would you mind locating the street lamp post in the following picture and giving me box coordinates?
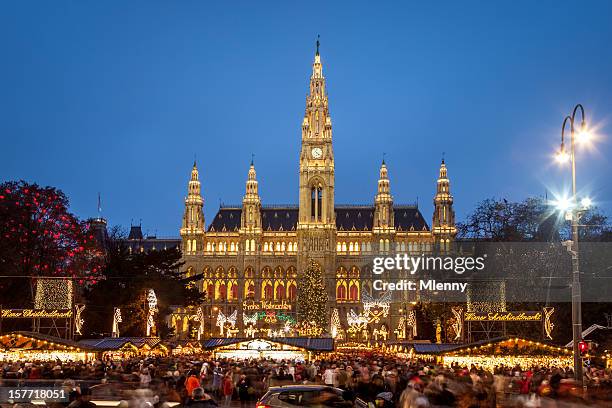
[556,103,589,385]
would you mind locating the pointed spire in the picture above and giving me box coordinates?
[439,157,448,179]
[315,34,320,56]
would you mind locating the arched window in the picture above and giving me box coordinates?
[288,282,297,300]
[336,284,347,300]
[186,240,192,253]
[349,282,359,301]
[262,281,273,300]
[276,284,285,300]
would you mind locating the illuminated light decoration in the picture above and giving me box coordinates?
[35,279,73,309]
[373,325,388,341]
[296,321,323,337]
[347,309,367,327]
[195,306,205,340]
[297,260,328,329]
[330,308,341,339]
[543,307,555,340]
[73,304,85,335]
[451,307,463,340]
[216,310,238,335]
[112,307,122,338]
[407,309,417,337]
[361,290,391,323]
[394,316,406,339]
[243,312,258,326]
[464,311,542,322]
[146,289,158,336]
[227,327,239,337]
[245,325,258,338]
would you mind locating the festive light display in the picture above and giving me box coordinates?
[216,310,238,335]
[112,307,122,338]
[245,325,258,338]
[146,289,158,336]
[373,325,389,341]
[296,321,324,336]
[243,312,258,326]
[543,307,555,339]
[195,306,205,340]
[441,355,573,371]
[407,309,417,337]
[73,304,85,335]
[451,306,463,340]
[330,308,341,339]
[347,309,367,327]
[394,316,406,339]
[362,290,391,323]
[297,260,327,328]
[35,279,73,309]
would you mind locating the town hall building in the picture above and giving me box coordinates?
[174,42,457,342]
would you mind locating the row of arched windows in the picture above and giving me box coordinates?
[336,266,361,301]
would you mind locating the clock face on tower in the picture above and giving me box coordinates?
[311,147,323,159]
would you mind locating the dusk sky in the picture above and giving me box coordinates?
[2,1,611,237]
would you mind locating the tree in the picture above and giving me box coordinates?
[458,197,610,242]
[83,229,203,338]
[297,259,328,329]
[0,180,103,307]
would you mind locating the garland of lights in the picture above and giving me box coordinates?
[394,316,406,339]
[35,279,73,309]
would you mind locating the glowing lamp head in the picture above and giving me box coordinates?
[576,129,592,144]
[553,196,573,212]
[581,197,592,209]
[556,149,569,164]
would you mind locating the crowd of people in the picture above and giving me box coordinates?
[1,354,612,407]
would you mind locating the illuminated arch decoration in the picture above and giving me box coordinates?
[73,304,85,336]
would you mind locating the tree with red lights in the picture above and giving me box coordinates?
[0,180,103,306]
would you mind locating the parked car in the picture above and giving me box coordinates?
[257,385,367,408]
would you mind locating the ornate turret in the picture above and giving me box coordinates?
[180,161,205,254]
[241,159,262,232]
[432,158,456,251]
[373,160,394,232]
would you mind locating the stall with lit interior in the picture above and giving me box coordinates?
[438,337,573,371]
[0,332,97,362]
[78,337,168,359]
[203,338,334,361]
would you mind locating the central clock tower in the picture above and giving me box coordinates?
[297,39,336,306]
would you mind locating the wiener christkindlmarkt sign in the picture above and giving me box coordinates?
[1,309,73,319]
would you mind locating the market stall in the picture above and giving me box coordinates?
[0,332,97,362]
[439,337,573,371]
[78,337,168,359]
[203,337,333,361]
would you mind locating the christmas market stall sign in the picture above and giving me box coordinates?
[242,300,292,311]
[1,309,73,319]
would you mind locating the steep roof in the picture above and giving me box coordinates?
[207,205,429,232]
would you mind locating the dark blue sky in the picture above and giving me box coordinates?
[2,1,611,236]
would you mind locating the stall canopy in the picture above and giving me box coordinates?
[78,337,168,355]
[202,338,334,360]
[0,331,98,362]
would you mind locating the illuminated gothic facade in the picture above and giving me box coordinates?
[175,44,456,341]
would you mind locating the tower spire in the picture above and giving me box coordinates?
[180,162,205,254]
[241,160,262,232]
[374,161,394,231]
[432,158,456,251]
[316,34,320,56]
